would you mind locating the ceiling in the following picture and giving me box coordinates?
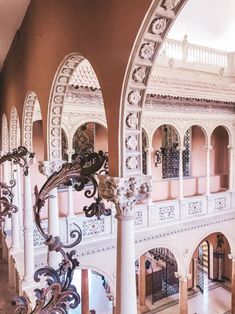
[0,0,30,71]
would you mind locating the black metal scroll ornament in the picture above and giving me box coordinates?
[0,146,34,226]
[0,146,35,176]
[76,151,111,220]
[12,151,110,313]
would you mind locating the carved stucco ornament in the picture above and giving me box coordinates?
[128,90,141,106]
[125,136,138,151]
[126,113,139,129]
[126,156,139,170]
[132,67,146,83]
[98,176,151,218]
[151,18,167,35]
[139,42,155,60]
[164,0,181,10]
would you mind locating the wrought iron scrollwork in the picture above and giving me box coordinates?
[73,151,111,219]
[13,150,111,313]
[12,251,80,314]
[0,146,35,176]
[0,179,17,225]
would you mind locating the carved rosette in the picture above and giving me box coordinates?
[126,156,139,170]
[139,42,155,60]
[128,90,142,106]
[163,0,181,10]
[98,175,151,219]
[49,54,82,161]
[151,18,167,35]
[126,113,139,129]
[121,0,187,178]
[132,67,146,83]
[22,91,38,151]
[125,136,138,151]
[38,160,65,177]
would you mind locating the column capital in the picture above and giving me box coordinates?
[228,253,235,261]
[98,175,151,219]
[144,146,154,153]
[65,148,75,157]
[38,160,65,177]
[175,272,192,282]
[204,145,212,150]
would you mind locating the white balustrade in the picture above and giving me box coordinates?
[160,38,229,68]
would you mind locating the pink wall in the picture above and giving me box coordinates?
[94,123,108,152]
[151,125,229,201]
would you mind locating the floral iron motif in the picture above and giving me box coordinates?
[0,179,17,225]
[0,146,35,176]
[12,150,111,313]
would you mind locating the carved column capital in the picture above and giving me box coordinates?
[175,272,192,282]
[228,253,235,261]
[38,160,65,177]
[65,148,75,157]
[98,175,151,219]
[144,146,154,153]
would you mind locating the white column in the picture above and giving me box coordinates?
[10,164,20,251]
[99,176,151,314]
[228,146,234,192]
[229,254,235,314]
[22,168,34,286]
[179,147,184,200]
[3,160,11,231]
[145,146,153,176]
[205,144,212,196]
[66,148,75,217]
[175,273,191,314]
[39,160,64,269]
[17,165,23,235]
[192,258,198,291]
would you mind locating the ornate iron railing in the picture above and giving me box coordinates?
[12,150,109,313]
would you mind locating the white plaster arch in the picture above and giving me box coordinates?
[186,229,233,274]
[77,264,115,298]
[2,114,9,153]
[136,241,186,274]
[182,123,209,147]
[151,123,182,148]
[48,53,104,161]
[120,0,188,176]
[9,107,20,150]
[22,90,42,151]
[210,123,233,147]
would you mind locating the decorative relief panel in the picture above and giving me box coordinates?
[215,197,226,210]
[139,42,155,60]
[128,90,142,106]
[126,113,139,129]
[2,115,9,153]
[188,201,203,215]
[132,67,147,83]
[134,211,143,226]
[82,217,105,237]
[33,225,48,247]
[125,136,138,151]
[49,54,82,160]
[150,18,167,35]
[159,205,175,221]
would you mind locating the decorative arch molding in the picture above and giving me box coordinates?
[2,114,9,153]
[186,229,233,273]
[120,0,188,176]
[136,243,185,274]
[22,91,40,151]
[210,124,233,147]
[9,107,20,150]
[182,123,209,147]
[48,53,85,161]
[151,123,182,147]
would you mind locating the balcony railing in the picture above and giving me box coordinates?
[159,37,230,68]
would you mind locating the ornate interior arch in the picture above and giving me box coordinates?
[22,91,40,151]
[210,124,233,147]
[120,0,188,176]
[2,114,9,153]
[48,53,85,161]
[183,123,209,147]
[9,107,20,150]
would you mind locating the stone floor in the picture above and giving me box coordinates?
[0,259,17,314]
